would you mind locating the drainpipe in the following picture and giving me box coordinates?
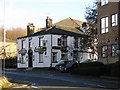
[118,1,120,63]
[118,1,120,86]
[50,34,52,68]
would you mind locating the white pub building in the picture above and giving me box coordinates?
[17,17,97,68]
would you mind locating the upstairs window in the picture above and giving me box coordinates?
[101,17,108,34]
[58,38,62,46]
[112,14,118,27]
[28,39,32,48]
[61,35,67,47]
[22,39,25,49]
[101,0,108,6]
[74,37,79,48]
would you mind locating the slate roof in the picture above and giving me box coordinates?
[18,25,87,39]
[53,17,83,28]
[18,17,87,39]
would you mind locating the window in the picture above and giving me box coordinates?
[101,0,108,6]
[29,39,32,48]
[111,44,118,57]
[74,37,79,48]
[58,38,62,46]
[52,52,57,63]
[21,55,26,64]
[39,53,43,63]
[61,36,67,46]
[22,40,25,49]
[112,14,118,27]
[39,38,41,47]
[73,52,78,60]
[101,45,108,58]
[61,52,67,60]
[101,17,108,34]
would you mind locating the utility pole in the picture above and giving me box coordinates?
[2,0,6,76]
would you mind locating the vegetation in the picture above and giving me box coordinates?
[5,57,17,68]
[83,2,98,56]
[0,27,27,42]
[71,61,120,77]
[71,62,104,76]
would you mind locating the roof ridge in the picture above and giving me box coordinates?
[69,17,81,27]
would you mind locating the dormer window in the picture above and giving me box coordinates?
[101,0,108,6]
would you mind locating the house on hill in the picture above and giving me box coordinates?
[17,17,97,68]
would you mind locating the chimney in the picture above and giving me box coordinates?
[27,23,35,36]
[46,16,52,28]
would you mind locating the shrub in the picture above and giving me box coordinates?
[71,62,104,76]
[5,57,17,68]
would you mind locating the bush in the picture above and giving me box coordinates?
[71,66,104,76]
[71,62,104,76]
[78,61,104,67]
[5,57,17,68]
[109,61,120,77]
[100,61,120,77]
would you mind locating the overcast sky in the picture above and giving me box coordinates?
[0,0,95,29]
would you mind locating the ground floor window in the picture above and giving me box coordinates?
[101,45,108,58]
[73,52,78,60]
[39,53,43,63]
[52,52,57,63]
[61,52,67,60]
[111,44,118,57]
[21,55,26,64]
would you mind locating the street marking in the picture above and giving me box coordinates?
[84,83,105,88]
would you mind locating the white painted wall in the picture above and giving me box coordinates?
[17,34,98,68]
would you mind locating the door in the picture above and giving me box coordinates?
[28,49,33,67]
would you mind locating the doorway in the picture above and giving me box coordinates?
[28,49,33,67]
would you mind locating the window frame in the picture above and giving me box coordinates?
[28,38,32,49]
[100,16,108,34]
[100,0,108,6]
[101,45,108,58]
[21,55,26,64]
[111,13,118,27]
[52,52,58,63]
[38,53,43,63]
[111,44,118,57]
[22,39,25,49]
[61,51,67,60]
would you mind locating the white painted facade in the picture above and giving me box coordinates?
[17,32,97,68]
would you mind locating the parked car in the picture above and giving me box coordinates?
[80,59,97,63]
[55,60,71,71]
[59,60,78,72]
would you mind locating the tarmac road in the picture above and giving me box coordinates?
[5,68,120,89]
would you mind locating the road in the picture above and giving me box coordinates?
[5,69,119,89]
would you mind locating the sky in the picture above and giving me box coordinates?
[0,0,95,30]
